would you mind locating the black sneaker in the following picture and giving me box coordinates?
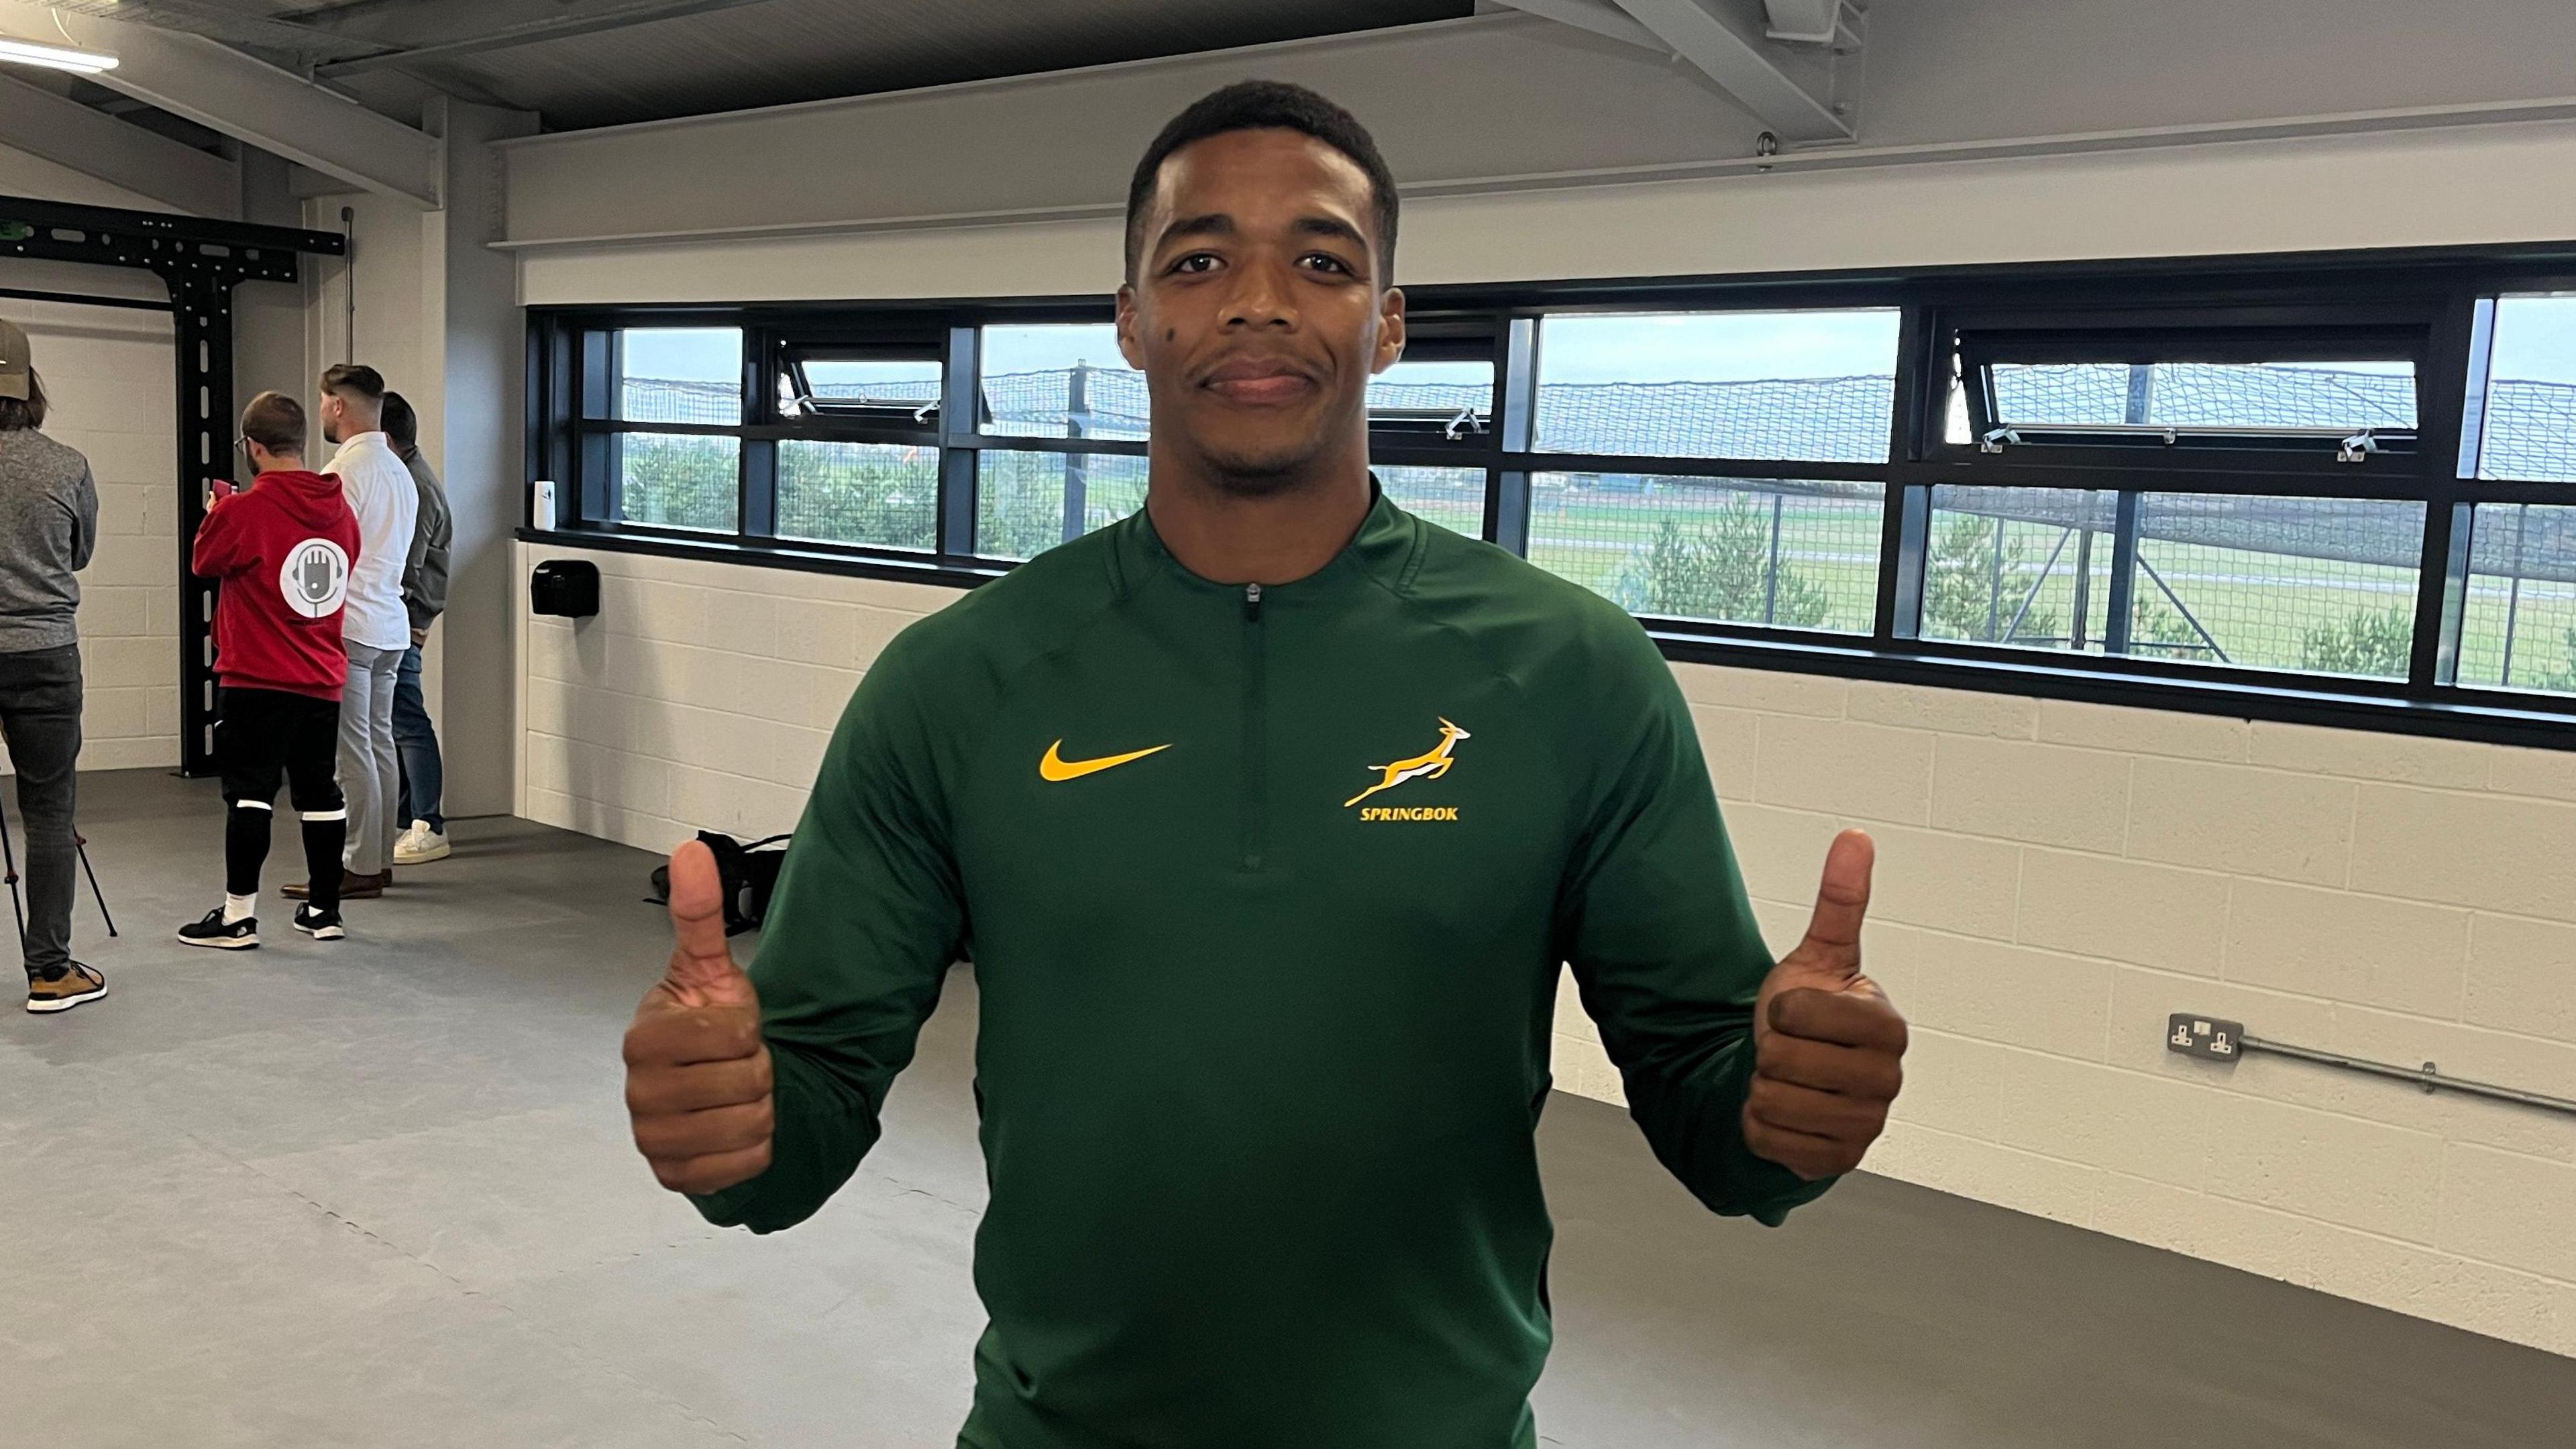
[178,906,260,949]
[292,904,345,941]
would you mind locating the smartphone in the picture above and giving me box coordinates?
[207,479,235,505]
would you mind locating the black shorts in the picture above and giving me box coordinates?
[216,686,344,816]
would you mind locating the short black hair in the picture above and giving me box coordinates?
[382,390,417,449]
[1124,80,1398,284]
[241,390,305,455]
[321,362,386,402]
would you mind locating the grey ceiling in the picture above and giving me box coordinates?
[44,0,1474,132]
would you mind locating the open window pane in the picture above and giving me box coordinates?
[1534,310,1898,462]
[776,441,936,551]
[1378,466,1485,537]
[616,433,738,532]
[1371,359,1493,439]
[1988,362,2417,433]
[2133,494,2424,678]
[981,325,1148,441]
[2459,504,2576,693]
[2479,296,2576,482]
[1921,488,2118,654]
[782,358,941,419]
[1527,473,1882,631]
[616,327,741,425]
[974,450,1146,559]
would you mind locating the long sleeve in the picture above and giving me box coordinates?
[190,494,249,579]
[402,453,451,629]
[68,461,97,572]
[1554,623,1835,1228]
[691,638,965,1233]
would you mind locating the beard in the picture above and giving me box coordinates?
[322,417,342,445]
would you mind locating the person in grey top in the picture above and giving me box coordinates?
[381,392,451,863]
[0,317,103,1014]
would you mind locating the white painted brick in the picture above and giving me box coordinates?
[78,736,172,771]
[82,533,164,588]
[636,580,709,647]
[83,635,166,688]
[144,587,178,638]
[1719,802,1840,906]
[1845,681,2037,738]
[1866,1120,2099,1228]
[524,681,571,741]
[1857,822,2019,941]
[2104,967,2336,1082]
[772,598,860,669]
[2125,759,2354,887]
[143,688,176,737]
[2017,848,2226,977]
[80,687,148,740]
[852,604,919,665]
[2437,1145,2576,1283]
[2465,913,2576,1047]
[1687,703,1758,802]
[1994,1053,2218,1187]
[769,724,833,789]
[2223,880,2468,1018]
[1855,920,1921,1006]
[2036,699,2248,761]
[2325,1004,2576,1166]
[1551,966,1598,1046]
[522,786,574,831]
[1668,661,1847,718]
[2349,784,2576,924]
[807,668,861,731]
[846,577,950,616]
[729,654,818,727]
[2090,1177,2314,1284]
[93,482,154,537]
[702,589,777,648]
[1750,898,1811,962]
[1902,930,2112,1060]
[2246,722,2491,790]
[1550,1030,1625,1105]
[523,733,571,796]
[1930,736,2130,851]
[2203,1095,2445,1242]
[1885,1028,2006,1139]
[76,588,149,639]
[2486,745,2576,804]
[1754,716,1932,824]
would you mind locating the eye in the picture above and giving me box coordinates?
[1169,253,1222,276]
[1299,253,1354,276]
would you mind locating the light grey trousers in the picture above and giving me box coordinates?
[337,641,403,876]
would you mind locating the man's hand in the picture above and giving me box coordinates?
[1743,828,1907,1181]
[625,841,775,1195]
[409,625,429,647]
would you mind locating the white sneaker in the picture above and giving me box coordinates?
[393,820,450,865]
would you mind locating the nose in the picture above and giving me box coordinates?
[1221,255,1299,332]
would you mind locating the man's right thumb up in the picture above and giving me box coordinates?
[661,840,756,1011]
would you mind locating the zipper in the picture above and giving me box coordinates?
[1242,582,1266,872]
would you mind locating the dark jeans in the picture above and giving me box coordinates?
[0,644,80,975]
[392,643,443,832]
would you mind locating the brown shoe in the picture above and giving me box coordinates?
[284,869,387,901]
[26,962,107,1014]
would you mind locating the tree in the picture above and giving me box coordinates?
[621,435,737,531]
[1923,513,2062,644]
[2300,606,2414,678]
[1621,497,1830,627]
[2539,627,2576,694]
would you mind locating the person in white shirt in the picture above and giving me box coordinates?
[293,364,418,901]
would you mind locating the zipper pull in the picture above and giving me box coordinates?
[1244,582,1263,620]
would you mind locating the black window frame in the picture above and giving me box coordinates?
[523,241,2576,751]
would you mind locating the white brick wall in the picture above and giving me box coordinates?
[515,543,2576,1360]
[9,297,180,771]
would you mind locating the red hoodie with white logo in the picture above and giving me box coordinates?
[191,469,363,701]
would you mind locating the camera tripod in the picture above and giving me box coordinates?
[0,804,117,946]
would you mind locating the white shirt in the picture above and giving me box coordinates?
[325,431,420,651]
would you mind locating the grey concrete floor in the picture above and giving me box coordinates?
[6,768,2573,1448]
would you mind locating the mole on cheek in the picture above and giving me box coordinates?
[1165,329,1176,342]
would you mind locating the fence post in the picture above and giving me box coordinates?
[1062,362,1089,543]
[1764,491,1784,624]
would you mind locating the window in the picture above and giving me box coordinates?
[530,246,2576,747]
[981,324,1147,441]
[777,441,936,550]
[2459,504,2576,693]
[1535,310,1898,463]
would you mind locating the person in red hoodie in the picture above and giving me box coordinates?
[180,391,363,947]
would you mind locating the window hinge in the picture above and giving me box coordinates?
[1979,426,2020,453]
[1444,408,1489,441]
[913,402,938,424]
[2337,429,2379,464]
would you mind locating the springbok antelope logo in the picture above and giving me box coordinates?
[1344,718,1472,808]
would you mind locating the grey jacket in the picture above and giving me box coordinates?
[397,442,451,632]
[0,429,98,653]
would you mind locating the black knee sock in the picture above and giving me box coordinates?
[302,817,345,912]
[224,804,272,899]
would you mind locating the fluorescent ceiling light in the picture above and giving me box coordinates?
[0,38,119,74]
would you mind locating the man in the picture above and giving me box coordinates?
[380,391,451,865]
[623,83,1908,1448]
[0,318,101,1014]
[288,364,414,903]
[180,392,360,947]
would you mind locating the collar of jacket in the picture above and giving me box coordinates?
[1108,474,1428,605]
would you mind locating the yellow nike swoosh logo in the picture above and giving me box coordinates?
[1039,740,1172,782]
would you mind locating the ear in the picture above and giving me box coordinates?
[1372,286,1408,377]
[1114,282,1146,372]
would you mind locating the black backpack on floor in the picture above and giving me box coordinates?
[647,830,791,936]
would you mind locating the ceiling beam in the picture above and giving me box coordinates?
[309,0,791,78]
[1607,0,1855,142]
[0,74,239,218]
[1485,0,1666,53]
[1,2,442,205]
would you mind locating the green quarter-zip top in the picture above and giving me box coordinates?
[696,488,1836,1448]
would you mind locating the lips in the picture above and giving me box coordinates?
[1200,355,1316,405]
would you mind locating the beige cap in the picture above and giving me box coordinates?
[0,318,27,401]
